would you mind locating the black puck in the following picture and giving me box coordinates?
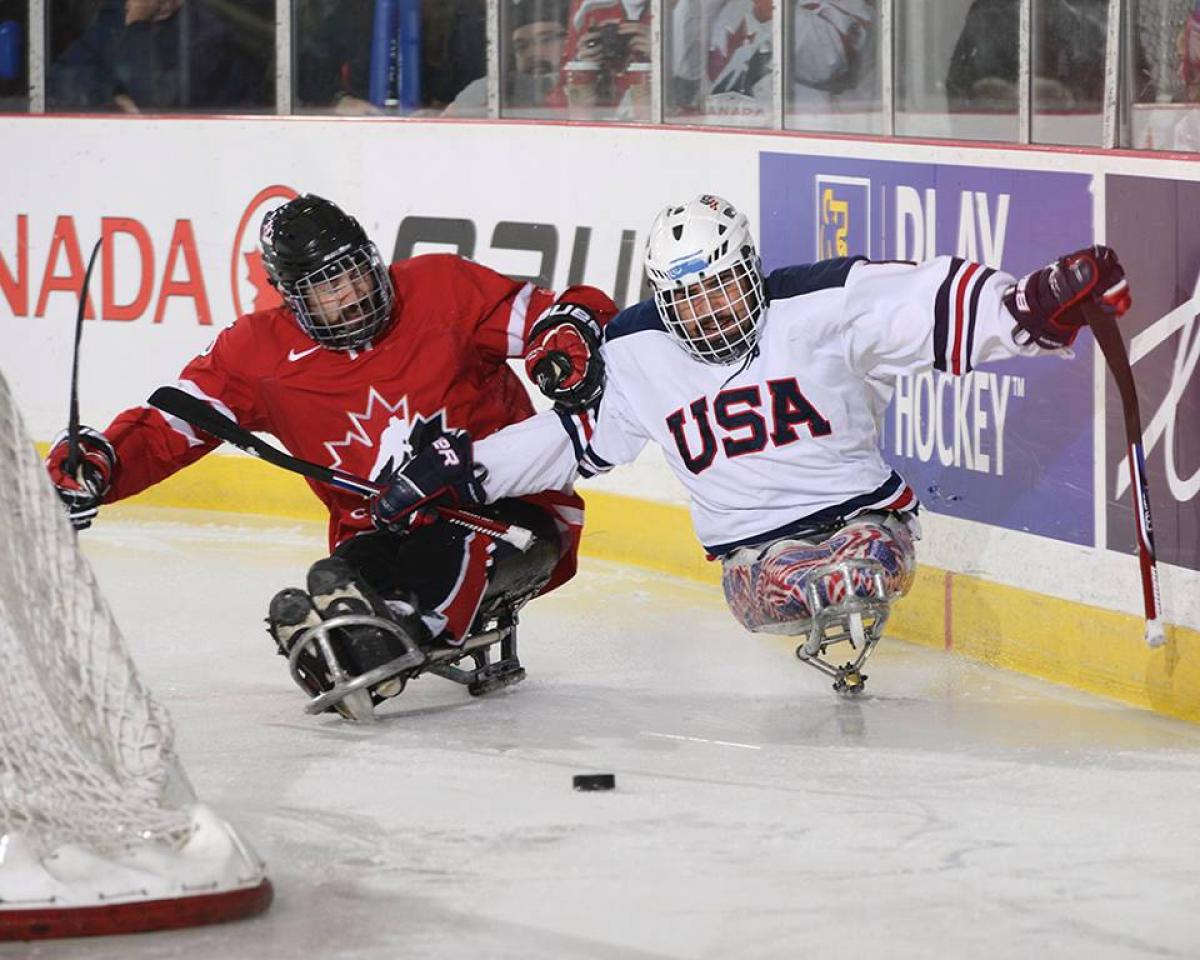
[572,773,615,791]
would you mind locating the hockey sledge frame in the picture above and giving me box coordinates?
[291,587,537,721]
[794,559,891,695]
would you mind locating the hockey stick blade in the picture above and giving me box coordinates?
[1087,306,1165,648]
[146,386,534,551]
[65,239,103,477]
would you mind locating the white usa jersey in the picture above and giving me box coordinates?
[477,256,1040,556]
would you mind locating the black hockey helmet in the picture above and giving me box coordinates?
[259,194,395,350]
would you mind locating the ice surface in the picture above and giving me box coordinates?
[21,507,1200,959]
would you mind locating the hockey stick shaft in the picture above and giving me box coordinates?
[146,386,533,551]
[64,239,103,477]
[1087,305,1165,647]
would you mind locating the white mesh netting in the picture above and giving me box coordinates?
[0,372,270,936]
[0,371,191,859]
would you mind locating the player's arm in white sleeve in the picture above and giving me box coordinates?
[576,368,649,479]
[839,256,1037,382]
[475,360,650,501]
[475,409,583,501]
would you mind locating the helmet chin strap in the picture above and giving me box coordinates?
[720,344,760,388]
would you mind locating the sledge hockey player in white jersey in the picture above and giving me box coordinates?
[369,193,1131,693]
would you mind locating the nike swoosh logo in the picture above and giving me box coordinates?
[288,346,321,362]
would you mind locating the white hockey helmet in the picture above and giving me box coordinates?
[644,194,766,365]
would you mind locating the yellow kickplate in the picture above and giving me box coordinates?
[64,450,1200,724]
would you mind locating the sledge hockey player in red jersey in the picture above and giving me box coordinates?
[364,193,1131,695]
[45,194,615,720]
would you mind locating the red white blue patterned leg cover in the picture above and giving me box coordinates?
[721,515,918,635]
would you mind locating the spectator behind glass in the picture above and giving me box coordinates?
[1180,1,1200,101]
[670,0,772,124]
[1137,1,1200,150]
[445,0,568,115]
[423,0,486,109]
[299,0,484,114]
[553,0,652,121]
[48,0,271,113]
[789,0,874,106]
[668,0,874,126]
[296,0,379,114]
[0,0,26,103]
[946,0,1153,112]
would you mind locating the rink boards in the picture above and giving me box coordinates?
[108,451,1200,724]
[1,116,1198,721]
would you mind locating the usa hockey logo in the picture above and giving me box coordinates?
[667,251,708,281]
[815,175,871,260]
[229,184,298,318]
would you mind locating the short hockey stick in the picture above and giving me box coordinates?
[1087,305,1165,648]
[146,386,533,551]
[64,239,103,476]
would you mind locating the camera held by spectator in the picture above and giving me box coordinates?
[560,1,651,119]
[444,0,567,115]
[583,21,630,66]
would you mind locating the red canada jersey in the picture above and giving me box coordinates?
[562,0,649,64]
[102,254,615,587]
[548,0,650,108]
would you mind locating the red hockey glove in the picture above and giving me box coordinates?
[369,430,485,534]
[45,427,117,531]
[1005,245,1131,349]
[524,302,605,412]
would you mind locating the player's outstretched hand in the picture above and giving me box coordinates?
[369,430,484,534]
[45,427,116,531]
[524,301,605,412]
[1005,245,1131,349]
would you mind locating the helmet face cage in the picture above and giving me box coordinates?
[283,242,395,350]
[654,260,765,365]
[644,195,766,365]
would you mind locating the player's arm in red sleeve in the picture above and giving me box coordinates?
[396,254,616,411]
[102,318,265,502]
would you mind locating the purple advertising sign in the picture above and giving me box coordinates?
[760,153,1095,545]
[1105,175,1200,572]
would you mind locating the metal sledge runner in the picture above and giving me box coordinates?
[793,558,891,695]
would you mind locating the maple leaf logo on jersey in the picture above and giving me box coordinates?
[369,411,450,482]
[707,9,770,98]
[323,387,450,482]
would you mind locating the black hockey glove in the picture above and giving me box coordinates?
[369,430,485,534]
[524,302,605,412]
[1004,245,1131,349]
[45,426,117,531]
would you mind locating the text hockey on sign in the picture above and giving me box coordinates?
[889,370,1026,476]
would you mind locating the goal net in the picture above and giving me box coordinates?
[0,370,271,940]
